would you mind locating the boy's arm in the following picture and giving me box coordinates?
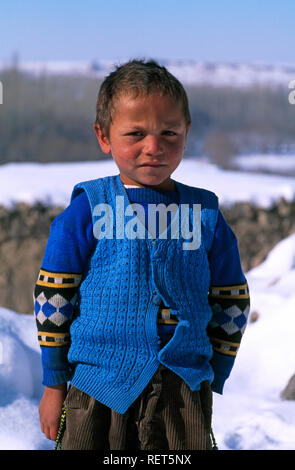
[34,268,82,385]
[34,191,94,386]
[207,280,250,393]
[39,383,68,441]
[207,210,250,394]
[34,192,94,440]
[34,262,81,441]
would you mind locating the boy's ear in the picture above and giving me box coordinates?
[93,124,112,154]
[185,122,191,137]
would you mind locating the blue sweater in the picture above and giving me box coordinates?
[34,175,250,413]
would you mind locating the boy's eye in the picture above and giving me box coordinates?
[124,130,177,138]
[125,131,143,137]
[163,130,177,136]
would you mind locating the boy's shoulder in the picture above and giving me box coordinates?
[53,190,91,226]
[190,185,218,200]
[175,180,219,209]
[71,175,114,197]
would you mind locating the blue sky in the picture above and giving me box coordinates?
[1,0,294,64]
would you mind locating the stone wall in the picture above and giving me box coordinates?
[0,199,294,314]
[222,198,295,271]
[0,203,62,314]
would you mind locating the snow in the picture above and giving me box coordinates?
[0,308,52,450]
[1,59,295,89]
[212,233,295,450]
[0,158,295,450]
[235,154,295,174]
[1,159,295,209]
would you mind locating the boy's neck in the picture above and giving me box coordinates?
[120,175,176,191]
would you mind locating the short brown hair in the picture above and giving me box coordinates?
[95,59,191,137]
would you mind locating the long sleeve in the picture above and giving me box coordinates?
[207,210,250,394]
[34,192,95,386]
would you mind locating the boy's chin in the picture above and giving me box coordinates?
[136,177,174,190]
[119,172,175,190]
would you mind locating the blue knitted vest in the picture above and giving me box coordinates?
[68,174,219,413]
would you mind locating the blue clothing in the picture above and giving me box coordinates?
[41,188,245,285]
[34,175,250,411]
[67,175,219,413]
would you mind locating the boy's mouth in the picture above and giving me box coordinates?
[140,162,166,167]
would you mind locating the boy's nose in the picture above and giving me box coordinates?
[144,135,163,156]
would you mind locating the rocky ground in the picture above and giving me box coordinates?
[0,199,294,315]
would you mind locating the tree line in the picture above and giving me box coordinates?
[0,67,295,168]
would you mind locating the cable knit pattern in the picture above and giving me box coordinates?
[67,174,219,413]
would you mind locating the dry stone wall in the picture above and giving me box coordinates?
[0,199,294,314]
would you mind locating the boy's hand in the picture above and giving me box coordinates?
[39,383,68,441]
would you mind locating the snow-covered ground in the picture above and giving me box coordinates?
[1,158,295,209]
[0,158,295,450]
[0,309,52,450]
[235,154,295,174]
[212,233,295,450]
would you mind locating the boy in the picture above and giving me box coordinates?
[35,59,250,450]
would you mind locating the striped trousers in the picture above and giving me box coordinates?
[61,365,213,450]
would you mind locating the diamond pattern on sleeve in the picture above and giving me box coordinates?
[207,282,250,357]
[34,269,82,347]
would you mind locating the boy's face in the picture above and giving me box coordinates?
[94,93,190,190]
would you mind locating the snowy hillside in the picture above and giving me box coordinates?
[235,154,295,175]
[1,159,295,209]
[1,58,294,89]
[0,233,295,450]
[213,233,295,450]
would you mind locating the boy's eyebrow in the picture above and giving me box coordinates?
[122,121,183,130]
[163,120,183,127]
